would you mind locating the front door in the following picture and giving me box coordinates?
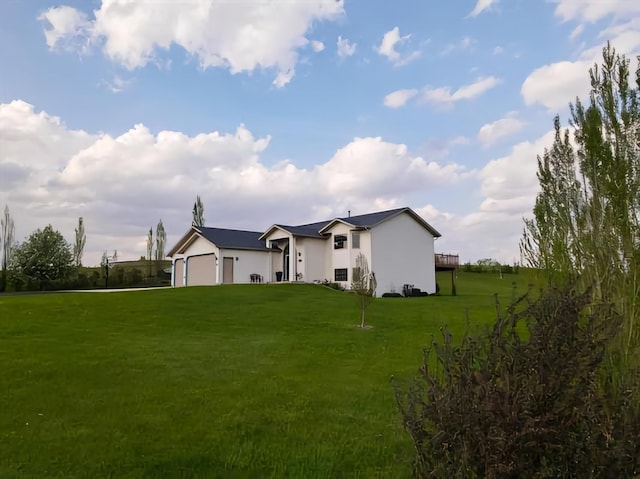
[223,257,234,284]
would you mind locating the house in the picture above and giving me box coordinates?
[167,206,442,296]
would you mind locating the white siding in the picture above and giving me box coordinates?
[325,223,354,286]
[300,237,327,282]
[185,235,217,256]
[219,249,271,284]
[370,212,436,296]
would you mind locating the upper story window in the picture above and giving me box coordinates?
[351,231,360,249]
[334,234,347,249]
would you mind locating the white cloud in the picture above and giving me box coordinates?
[441,36,477,55]
[311,40,325,52]
[468,0,499,17]
[383,89,418,108]
[0,100,469,265]
[337,35,357,58]
[102,75,133,93]
[521,17,640,111]
[39,0,345,88]
[420,130,556,263]
[477,112,526,147]
[422,76,502,106]
[39,5,92,52]
[569,24,584,40]
[554,0,640,23]
[376,27,421,66]
[493,45,504,55]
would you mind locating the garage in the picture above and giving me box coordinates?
[174,259,184,287]
[186,254,216,286]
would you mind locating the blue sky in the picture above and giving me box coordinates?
[1,0,639,265]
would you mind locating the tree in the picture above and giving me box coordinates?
[351,252,377,328]
[73,217,86,267]
[101,250,110,288]
[192,195,205,227]
[11,225,73,290]
[520,44,640,360]
[1,205,15,291]
[146,228,153,261]
[146,227,153,277]
[155,219,166,261]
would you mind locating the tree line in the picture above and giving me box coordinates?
[0,194,207,292]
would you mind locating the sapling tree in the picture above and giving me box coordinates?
[351,252,377,328]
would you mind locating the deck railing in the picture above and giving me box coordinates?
[435,253,459,268]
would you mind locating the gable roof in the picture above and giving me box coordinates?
[261,220,332,240]
[198,227,277,251]
[318,207,441,237]
[168,226,278,257]
[170,206,441,256]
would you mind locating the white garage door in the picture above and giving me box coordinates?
[174,259,184,287]
[187,254,216,286]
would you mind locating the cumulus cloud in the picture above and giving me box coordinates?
[376,27,421,66]
[468,0,499,17]
[416,130,556,263]
[383,89,418,108]
[39,0,345,87]
[477,112,526,147]
[337,35,357,58]
[0,100,469,265]
[554,0,640,23]
[422,76,502,106]
[522,15,640,111]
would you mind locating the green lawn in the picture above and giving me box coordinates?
[0,271,537,478]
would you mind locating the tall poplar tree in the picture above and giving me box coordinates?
[192,195,205,227]
[520,44,639,359]
[73,217,86,267]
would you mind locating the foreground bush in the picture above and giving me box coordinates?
[394,287,640,478]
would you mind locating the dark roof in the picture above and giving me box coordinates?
[318,207,441,237]
[262,207,440,240]
[197,227,277,251]
[273,220,333,238]
[337,207,407,228]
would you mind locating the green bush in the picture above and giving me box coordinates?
[394,286,640,478]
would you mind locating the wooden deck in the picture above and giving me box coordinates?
[435,253,459,271]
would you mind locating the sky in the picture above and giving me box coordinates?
[1,0,639,266]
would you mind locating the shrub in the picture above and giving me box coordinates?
[382,292,403,298]
[321,279,344,291]
[394,286,640,478]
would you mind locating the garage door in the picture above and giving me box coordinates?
[174,259,184,287]
[187,254,216,286]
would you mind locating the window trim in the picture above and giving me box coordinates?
[351,231,360,249]
[334,234,347,250]
[334,268,348,282]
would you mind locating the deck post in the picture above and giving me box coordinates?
[451,269,457,296]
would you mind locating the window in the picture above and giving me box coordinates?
[351,231,360,249]
[334,234,347,249]
[334,268,348,282]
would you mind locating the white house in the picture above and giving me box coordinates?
[167,206,442,296]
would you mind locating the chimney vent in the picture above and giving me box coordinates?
[348,210,351,217]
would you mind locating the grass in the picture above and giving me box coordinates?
[0,271,539,478]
